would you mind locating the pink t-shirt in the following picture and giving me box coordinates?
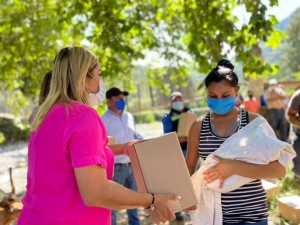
[18,102,114,225]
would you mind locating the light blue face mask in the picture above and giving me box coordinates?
[172,101,184,111]
[206,97,235,115]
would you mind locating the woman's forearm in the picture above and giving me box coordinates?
[108,143,126,156]
[233,160,286,179]
[92,180,152,210]
[187,165,196,177]
[75,165,152,210]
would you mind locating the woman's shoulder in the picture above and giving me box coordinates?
[244,110,261,123]
[53,102,99,121]
[61,103,104,133]
[191,114,207,131]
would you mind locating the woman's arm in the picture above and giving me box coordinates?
[204,111,286,188]
[232,159,286,179]
[75,165,179,223]
[186,118,202,176]
[108,140,140,156]
[203,156,286,188]
[285,105,300,128]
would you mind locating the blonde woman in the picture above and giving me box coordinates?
[18,47,179,225]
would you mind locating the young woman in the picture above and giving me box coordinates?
[18,47,179,225]
[186,59,286,225]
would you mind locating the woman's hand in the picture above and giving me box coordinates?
[147,194,181,224]
[203,154,235,188]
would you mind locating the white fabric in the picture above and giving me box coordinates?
[189,116,296,225]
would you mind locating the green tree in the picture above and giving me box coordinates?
[0,0,284,114]
[278,8,300,79]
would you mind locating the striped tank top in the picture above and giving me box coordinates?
[199,110,268,223]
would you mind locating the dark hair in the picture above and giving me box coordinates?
[38,71,52,105]
[204,59,238,88]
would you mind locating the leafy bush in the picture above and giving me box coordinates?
[134,113,156,124]
[0,117,30,144]
[0,132,4,144]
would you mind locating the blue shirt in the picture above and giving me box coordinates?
[260,95,268,107]
[101,109,142,164]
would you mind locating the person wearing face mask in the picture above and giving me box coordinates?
[243,90,260,113]
[161,91,193,221]
[185,59,290,225]
[168,91,193,158]
[18,47,181,225]
[101,87,143,225]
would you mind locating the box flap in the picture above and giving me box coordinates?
[278,195,300,209]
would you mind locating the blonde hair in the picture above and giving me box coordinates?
[31,46,98,131]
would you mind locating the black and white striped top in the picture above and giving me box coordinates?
[199,110,268,223]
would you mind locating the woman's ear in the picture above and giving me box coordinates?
[235,86,240,96]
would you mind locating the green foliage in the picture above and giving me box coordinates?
[0,132,5,144]
[0,117,30,144]
[134,112,156,124]
[0,0,283,114]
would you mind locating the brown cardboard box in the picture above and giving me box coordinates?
[177,113,198,137]
[249,76,265,96]
[107,136,116,145]
[278,195,300,224]
[127,132,198,213]
[261,180,280,200]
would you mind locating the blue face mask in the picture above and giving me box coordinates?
[115,99,126,111]
[206,97,235,115]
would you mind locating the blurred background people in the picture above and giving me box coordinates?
[29,71,52,125]
[243,90,260,113]
[264,79,288,142]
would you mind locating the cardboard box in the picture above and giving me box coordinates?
[107,136,116,145]
[177,113,198,137]
[261,180,280,200]
[249,76,265,96]
[128,132,198,213]
[278,195,300,224]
